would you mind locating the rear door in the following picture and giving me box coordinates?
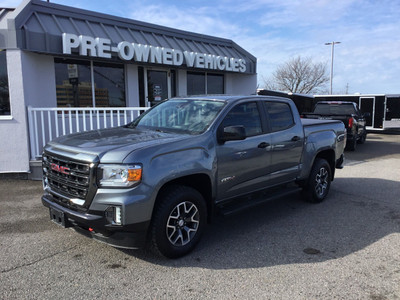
[264,101,304,185]
[359,97,375,127]
[216,101,272,201]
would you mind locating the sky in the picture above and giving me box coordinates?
[1,0,400,95]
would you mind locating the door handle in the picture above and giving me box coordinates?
[258,142,270,148]
[291,136,301,142]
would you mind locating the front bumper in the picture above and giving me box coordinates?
[42,195,149,249]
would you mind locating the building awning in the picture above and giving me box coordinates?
[0,0,256,74]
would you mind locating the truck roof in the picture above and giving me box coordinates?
[316,101,355,105]
[171,95,292,103]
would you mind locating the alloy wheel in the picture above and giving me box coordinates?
[315,167,329,197]
[166,201,199,247]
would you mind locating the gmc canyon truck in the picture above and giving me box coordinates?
[302,101,369,151]
[42,95,346,258]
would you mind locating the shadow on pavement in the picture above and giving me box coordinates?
[2,172,398,270]
[128,177,399,269]
[345,133,400,161]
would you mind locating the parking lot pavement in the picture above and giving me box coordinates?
[1,133,399,299]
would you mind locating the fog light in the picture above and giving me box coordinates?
[115,206,122,225]
[105,206,122,225]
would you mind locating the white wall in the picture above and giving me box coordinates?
[225,73,258,95]
[177,69,187,96]
[126,64,140,107]
[22,52,57,107]
[0,50,56,173]
[0,50,30,172]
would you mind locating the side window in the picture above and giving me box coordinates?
[222,102,262,136]
[354,105,361,116]
[0,50,10,116]
[266,102,294,132]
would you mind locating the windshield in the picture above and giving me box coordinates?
[313,103,356,115]
[128,99,226,134]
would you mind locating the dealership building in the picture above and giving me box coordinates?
[0,0,257,177]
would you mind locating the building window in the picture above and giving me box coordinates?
[93,62,126,107]
[207,73,224,94]
[187,72,205,95]
[187,72,224,96]
[0,50,10,116]
[55,58,125,107]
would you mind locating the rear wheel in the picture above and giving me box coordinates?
[357,131,366,144]
[346,137,357,151]
[150,185,206,258]
[303,158,331,203]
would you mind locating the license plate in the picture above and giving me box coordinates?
[49,207,69,228]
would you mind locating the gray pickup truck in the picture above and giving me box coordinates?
[42,95,346,258]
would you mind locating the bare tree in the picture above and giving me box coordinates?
[263,56,329,94]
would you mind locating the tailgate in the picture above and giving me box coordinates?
[301,118,343,127]
[302,114,349,127]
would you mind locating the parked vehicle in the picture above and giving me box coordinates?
[42,95,346,258]
[302,101,369,151]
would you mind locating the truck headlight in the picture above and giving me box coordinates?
[98,164,142,187]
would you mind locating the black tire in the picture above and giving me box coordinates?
[357,131,366,144]
[150,185,206,258]
[302,158,332,203]
[346,137,357,151]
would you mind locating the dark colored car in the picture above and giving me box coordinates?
[303,101,369,151]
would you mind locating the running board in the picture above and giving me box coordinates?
[217,186,302,216]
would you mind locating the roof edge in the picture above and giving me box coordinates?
[314,94,387,97]
[27,0,243,49]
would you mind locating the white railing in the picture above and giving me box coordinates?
[27,106,149,160]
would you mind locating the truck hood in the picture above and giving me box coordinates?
[47,127,190,163]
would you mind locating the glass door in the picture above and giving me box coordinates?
[146,69,171,106]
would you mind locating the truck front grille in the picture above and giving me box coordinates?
[42,152,94,208]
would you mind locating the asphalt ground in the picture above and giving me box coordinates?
[1,133,399,299]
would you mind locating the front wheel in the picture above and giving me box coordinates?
[150,185,206,258]
[302,158,332,203]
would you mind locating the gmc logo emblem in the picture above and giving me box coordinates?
[51,163,70,175]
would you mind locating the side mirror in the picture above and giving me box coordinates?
[218,125,246,142]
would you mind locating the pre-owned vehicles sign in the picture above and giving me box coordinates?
[62,33,246,73]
